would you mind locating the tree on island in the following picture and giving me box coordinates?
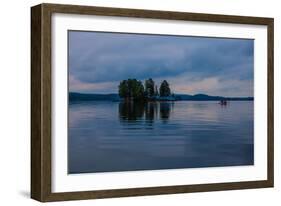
[118,80,129,98]
[159,80,171,97]
[145,78,155,97]
[118,79,144,100]
[119,78,173,101]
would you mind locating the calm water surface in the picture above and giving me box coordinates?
[68,101,253,174]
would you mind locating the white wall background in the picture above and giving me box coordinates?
[0,0,279,205]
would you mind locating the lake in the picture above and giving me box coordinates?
[68,101,254,174]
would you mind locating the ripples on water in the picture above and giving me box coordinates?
[68,101,254,174]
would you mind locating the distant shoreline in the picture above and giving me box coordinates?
[69,92,254,102]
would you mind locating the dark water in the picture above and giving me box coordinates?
[68,101,254,174]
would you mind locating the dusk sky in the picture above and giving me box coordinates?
[68,31,254,97]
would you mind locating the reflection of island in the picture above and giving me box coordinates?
[69,92,254,102]
[119,101,145,121]
[119,101,173,123]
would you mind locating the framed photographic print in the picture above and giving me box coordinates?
[31,3,274,202]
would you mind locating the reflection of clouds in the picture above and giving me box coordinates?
[68,103,94,127]
[174,101,253,125]
[68,102,116,127]
[184,102,220,124]
[68,101,253,172]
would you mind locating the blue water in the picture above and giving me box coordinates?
[68,101,254,174]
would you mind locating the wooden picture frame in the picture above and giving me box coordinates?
[31,3,274,202]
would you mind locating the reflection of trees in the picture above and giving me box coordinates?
[145,102,157,122]
[159,102,172,120]
[119,101,145,121]
[119,101,173,123]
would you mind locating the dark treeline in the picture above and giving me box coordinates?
[118,78,172,101]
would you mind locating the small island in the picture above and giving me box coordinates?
[118,78,175,102]
[69,79,254,102]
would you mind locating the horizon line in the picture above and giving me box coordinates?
[69,91,254,98]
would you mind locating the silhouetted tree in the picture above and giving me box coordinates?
[129,79,144,100]
[118,80,129,98]
[159,80,171,97]
[118,79,144,100]
[145,78,155,97]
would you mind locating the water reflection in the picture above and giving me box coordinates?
[119,101,173,122]
[159,102,172,121]
[118,101,145,121]
[68,101,254,173]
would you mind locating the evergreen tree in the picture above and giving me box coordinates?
[145,78,155,97]
[118,80,128,98]
[118,79,144,100]
[159,80,171,97]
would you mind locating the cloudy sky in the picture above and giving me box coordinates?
[68,31,254,97]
